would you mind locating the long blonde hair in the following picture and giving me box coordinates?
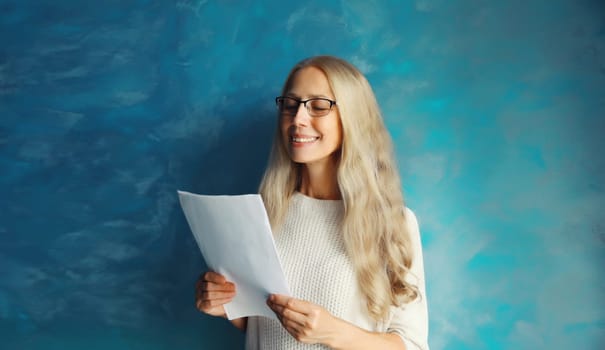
[259,56,418,321]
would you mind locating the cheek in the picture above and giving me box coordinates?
[336,118,343,140]
[327,119,343,145]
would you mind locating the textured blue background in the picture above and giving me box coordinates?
[1,1,604,349]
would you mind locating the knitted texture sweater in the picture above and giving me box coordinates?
[245,192,429,350]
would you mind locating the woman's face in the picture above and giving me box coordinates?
[280,66,343,168]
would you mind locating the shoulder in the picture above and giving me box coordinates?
[403,207,423,247]
[403,207,420,232]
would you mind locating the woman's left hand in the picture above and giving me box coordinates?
[267,294,341,345]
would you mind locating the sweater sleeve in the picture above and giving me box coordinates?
[386,208,430,350]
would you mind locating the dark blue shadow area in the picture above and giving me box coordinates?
[179,97,276,196]
[0,0,276,338]
[0,85,273,349]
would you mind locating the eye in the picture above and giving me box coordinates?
[283,99,299,108]
[279,97,300,114]
[309,99,331,111]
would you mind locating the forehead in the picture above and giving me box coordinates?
[286,66,335,99]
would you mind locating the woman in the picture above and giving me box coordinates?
[195,56,429,349]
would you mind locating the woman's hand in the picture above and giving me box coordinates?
[267,294,341,346]
[195,271,236,318]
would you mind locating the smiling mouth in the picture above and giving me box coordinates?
[291,136,320,143]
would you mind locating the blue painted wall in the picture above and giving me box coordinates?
[1,1,603,349]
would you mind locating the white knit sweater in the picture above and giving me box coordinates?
[245,192,429,350]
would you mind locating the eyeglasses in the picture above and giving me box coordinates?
[275,96,337,117]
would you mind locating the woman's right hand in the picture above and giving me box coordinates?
[195,271,237,318]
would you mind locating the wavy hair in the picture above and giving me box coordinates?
[259,56,418,321]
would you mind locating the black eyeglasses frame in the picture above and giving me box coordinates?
[275,96,337,117]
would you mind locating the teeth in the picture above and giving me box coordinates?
[292,137,318,143]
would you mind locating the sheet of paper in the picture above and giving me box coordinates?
[178,191,290,320]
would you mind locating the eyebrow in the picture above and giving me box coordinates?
[284,93,334,100]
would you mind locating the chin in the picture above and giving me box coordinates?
[289,152,337,166]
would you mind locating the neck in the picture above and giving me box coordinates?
[298,157,341,200]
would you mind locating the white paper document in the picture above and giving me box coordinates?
[177,191,290,320]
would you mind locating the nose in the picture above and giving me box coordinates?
[292,102,311,126]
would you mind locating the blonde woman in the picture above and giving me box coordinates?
[195,56,429,350]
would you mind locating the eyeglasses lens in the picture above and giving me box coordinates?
[278,97,332,117]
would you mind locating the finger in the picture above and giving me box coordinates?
[196,296,234,311]
[200,290,236,301]
[267,300,287,323]
[267,300,283,318]
[200,281,236,292]
[197,286,235,302]
[203,271,227,284]
[268,294,293,308]
[282,307,308,327]
[269,294,311,314]
[267,299,308,329]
